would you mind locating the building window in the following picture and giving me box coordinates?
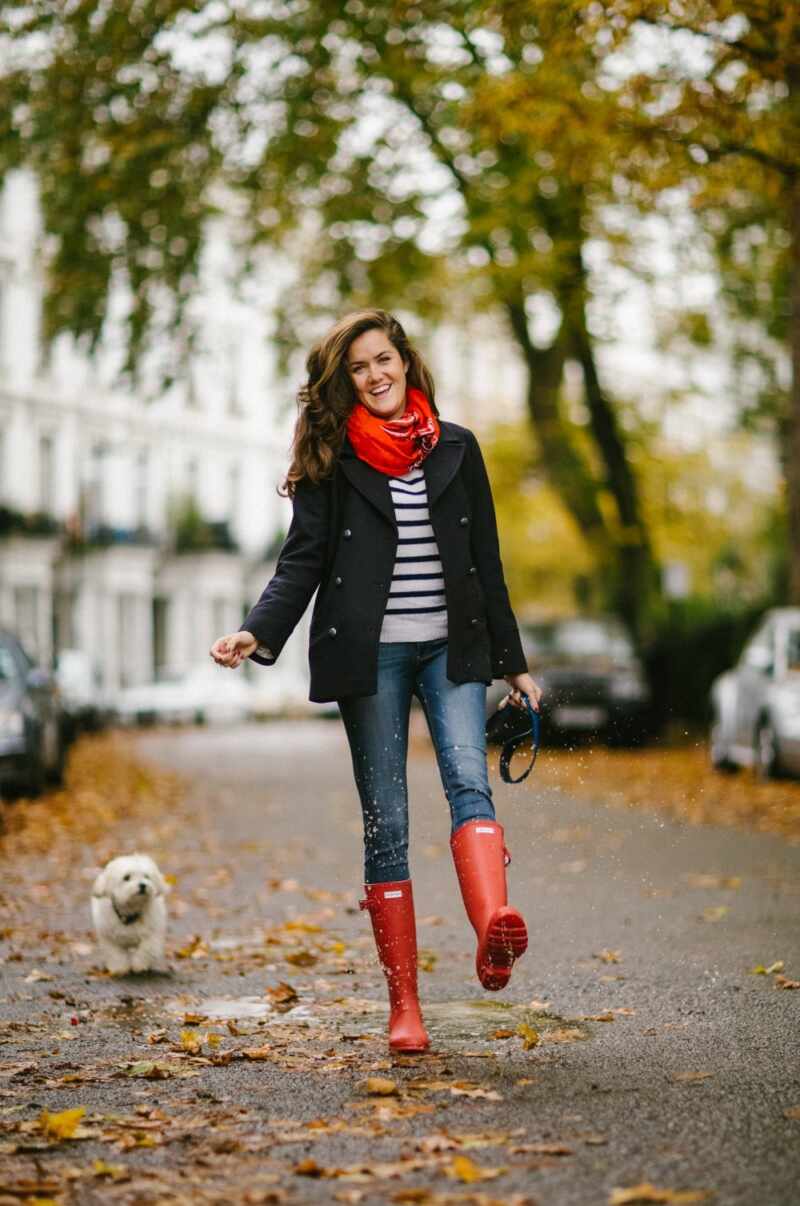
[135,448,149,530]
[83,441,106,532]
[186,456,198,503]
[227,461,240,527]
[39,432,55,515]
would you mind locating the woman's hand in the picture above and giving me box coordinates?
[209,630,257,669]
[502,671,543,712]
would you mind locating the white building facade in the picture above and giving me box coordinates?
[0,171,308,698]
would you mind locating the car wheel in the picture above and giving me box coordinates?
[22,750,47,797]
[710,718,737,773]
[754,718,780,781]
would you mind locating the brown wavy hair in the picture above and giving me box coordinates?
[282,309,438,496]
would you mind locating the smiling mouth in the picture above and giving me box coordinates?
[370,384,391,397]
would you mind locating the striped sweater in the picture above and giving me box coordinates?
[379,469,449,643]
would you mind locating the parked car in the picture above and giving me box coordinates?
[112,663,257,727]
[487,616,652,745]
[710,607,800,779]
[0,629,66,795]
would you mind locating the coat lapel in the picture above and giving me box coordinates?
[338,446,396,529]
[424,426,465,509]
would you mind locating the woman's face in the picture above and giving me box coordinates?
[346,328,408,421]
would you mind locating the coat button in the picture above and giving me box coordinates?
[335,576,343,586]
[468,566,476,575]
[470,618,479,627]
[343,528,352,539]
[328,627,338,637]
[459,516,469,526]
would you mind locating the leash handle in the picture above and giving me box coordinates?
[499,694,541,785]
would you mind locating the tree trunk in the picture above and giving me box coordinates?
[788,175,800,604]
[571,315,660,641]
[505,299,610,562]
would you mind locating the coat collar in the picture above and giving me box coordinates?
[338,422,466,526]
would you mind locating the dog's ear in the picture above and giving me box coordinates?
[91,867,110,898]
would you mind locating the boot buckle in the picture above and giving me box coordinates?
[504,846,511,867]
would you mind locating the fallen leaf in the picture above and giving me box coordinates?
[242,1046,273,1061]
[444,1154,505,1183]
[24,968,54,983]
[671,1071,713,1084]
[294,1158,325,1177]
[266,982,299,1007]
[39,1106,86,1140]
[774,974,800,990]
[92,1160,130,1181]
[285,950,317,968]
[581,1012,615,1022]
[540,1027,585,1044]
[784,1106,800,1120]
[512,1141,573,1156]
[701,906,729,922]
[685,874,741,890]
[492,1029,515,1039]
[363,1077,398,1097]
[450,1084,502,1101]
[610,1184,714,1204]
[179,1029,202,1054]
[417,949,437,972]
[516,1023,540,1050]
[594,949,621,964]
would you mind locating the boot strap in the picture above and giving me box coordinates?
[359,896,375,912]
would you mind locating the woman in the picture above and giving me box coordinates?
[210,310,541,1054]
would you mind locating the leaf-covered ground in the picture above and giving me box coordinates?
[537,745,800,843]
[1,726,799,1206]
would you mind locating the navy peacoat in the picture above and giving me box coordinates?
[243,420,528,703]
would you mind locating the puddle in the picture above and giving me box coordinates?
[165,996,315,1024]
[336,998,584,1043]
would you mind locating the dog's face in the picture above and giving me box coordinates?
[92,854,167,916]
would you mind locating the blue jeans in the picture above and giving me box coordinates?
[338,638,494,884]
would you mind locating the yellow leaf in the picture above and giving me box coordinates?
[93,1159,129,1181]
[364,1077,398,1096]
[610,1182,714,1204]
[445,1154,505,1183]
[179,1029,202,1054]
[516,1022,540,1050]
[39,1105,86,1140]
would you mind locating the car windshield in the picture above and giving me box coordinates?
[787,627,800,672]
[0,646,18,682]
[524,620,636,664]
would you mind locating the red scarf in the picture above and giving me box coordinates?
[346,387,440,477]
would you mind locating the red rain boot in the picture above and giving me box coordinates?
[360,880,430,1053]
[450,819,528,991]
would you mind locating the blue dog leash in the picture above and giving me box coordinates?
[499,695,541,785]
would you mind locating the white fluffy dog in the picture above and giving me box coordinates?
[91,854,169,974]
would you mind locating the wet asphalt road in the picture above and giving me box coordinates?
[2,716,800,1205]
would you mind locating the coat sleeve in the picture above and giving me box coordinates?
[242,475,331,666]
[465,429,528,678]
